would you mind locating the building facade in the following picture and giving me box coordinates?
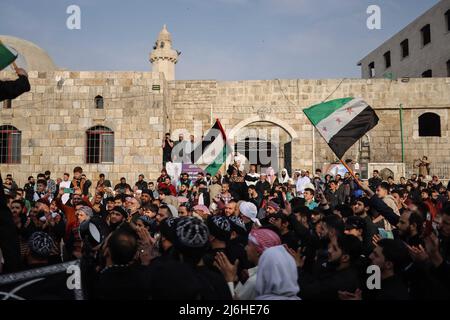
[1,25,450,186]
[358,0,450,79]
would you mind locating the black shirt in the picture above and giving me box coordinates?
[0,75,31,102]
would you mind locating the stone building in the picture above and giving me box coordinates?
[1,25,450,186]
[358,0,450,79]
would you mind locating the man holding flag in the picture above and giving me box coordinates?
[0,40,31,102]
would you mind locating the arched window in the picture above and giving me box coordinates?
[0,125,21,164]
[419,113,441,137]
[86,126,114,163]
[94,95,104,109]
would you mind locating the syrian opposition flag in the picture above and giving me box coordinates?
[0,40,17,71]
[303,97,379,159]
[189,119,229,176]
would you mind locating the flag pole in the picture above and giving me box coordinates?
[339,158,363,188]
[11,62,19,73]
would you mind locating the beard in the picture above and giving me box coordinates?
[109,220,123,230]
[326,258,341,271]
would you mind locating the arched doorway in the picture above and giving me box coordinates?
[229,117,296,175]
[234,137,278,171]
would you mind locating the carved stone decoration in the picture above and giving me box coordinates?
[257,106,271,120]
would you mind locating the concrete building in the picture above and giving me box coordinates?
[358,0,450,79]
[1,26,450,186]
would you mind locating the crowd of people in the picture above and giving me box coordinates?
[0,160,450,300]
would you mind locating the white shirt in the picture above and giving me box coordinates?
[235,266,258,300]
[245,173,260,186]
[296,176,311,195]
[33,191,52,202]
[60,180,72,204]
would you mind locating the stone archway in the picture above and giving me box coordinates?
[228,115,298,141]
[227,116,297,175]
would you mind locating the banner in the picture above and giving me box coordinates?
[0,260,83,300]
[182,163,205,181]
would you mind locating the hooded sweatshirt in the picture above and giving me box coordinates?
[254,245,301,300]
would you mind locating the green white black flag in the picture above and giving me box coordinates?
[303,97,379,159]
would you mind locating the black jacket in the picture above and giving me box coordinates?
[299,265,362,300]
[94,265,152,299]
[368,177,382,192]
[366,275,409,300]
[135,180,148,191]
[0,75,31,102]
[368,195,400,227]
[0,174,22,273]
[325,186,346,209]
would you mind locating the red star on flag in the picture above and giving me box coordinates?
[336,118,342,124]
[322,127,327,132]
[346,107,353,114]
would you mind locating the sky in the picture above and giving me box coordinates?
[0,0,441,80]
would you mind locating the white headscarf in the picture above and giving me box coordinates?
[278,168,290,184]
[255,245,301,300]
[265,167,276,185]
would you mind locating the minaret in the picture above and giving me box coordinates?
[149,25,180,81]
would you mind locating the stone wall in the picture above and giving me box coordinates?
[169,77,450,175]
[1,72,450,186]
[0,71,166,186]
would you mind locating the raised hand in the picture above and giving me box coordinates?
[338,289,362,300]
[406,244,429,263]
[284,244,306,268]
[372,234,382,247]
[214,252,239,283]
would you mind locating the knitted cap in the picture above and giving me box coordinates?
[28,231,55,258]
[174,217,209,250]
[228,215,247,236]
[207,215,231,242]
[159,217,178,243]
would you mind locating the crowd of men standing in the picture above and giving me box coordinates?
[1,160,450,300]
